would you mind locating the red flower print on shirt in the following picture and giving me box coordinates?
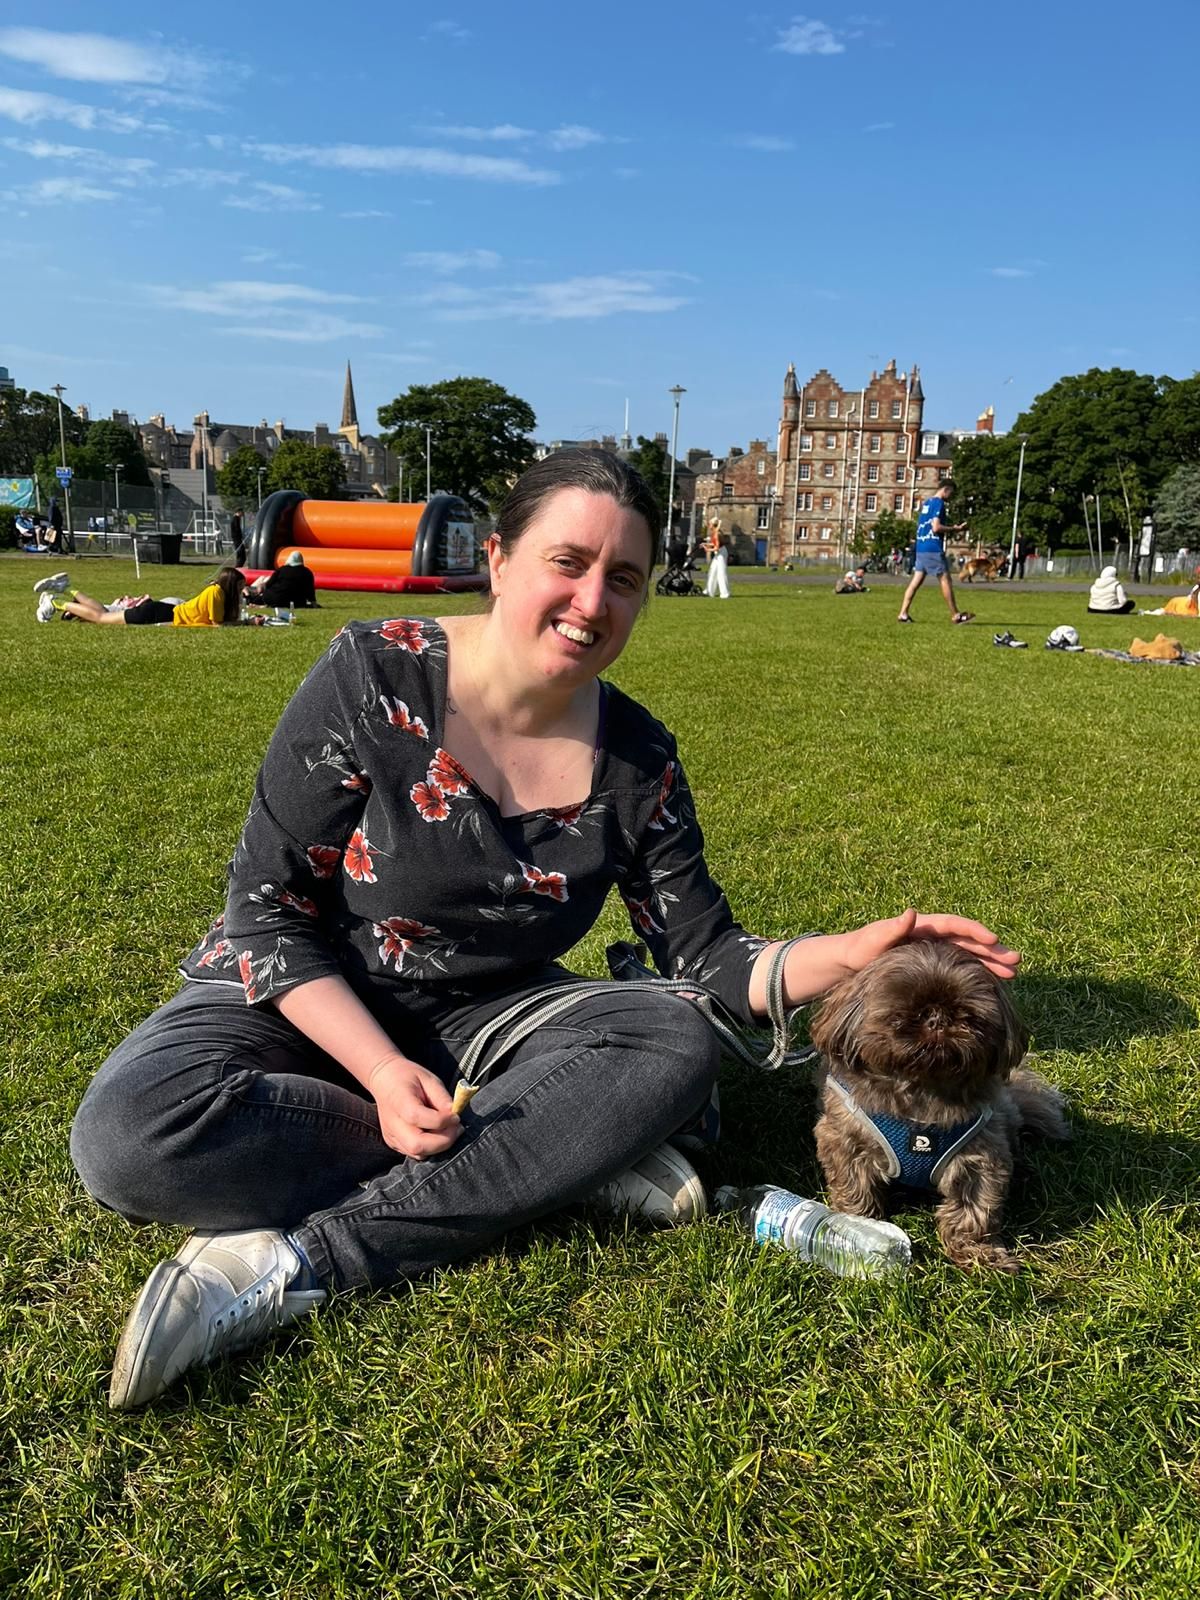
[196,937,231,970]
[342,771,372,794]
[378,618,429,654]
[380,696,429,740]
[344,829,378,883]
[427,748,470,796]
[647,760,678,831]
[623,892,664,937]
[238,950,257,1003]
[411,780,450,822]
[548,801,585,829]
[519,861,569,902]
[307,844,340,879]
[277,888,319,918]
[372,915,437,969]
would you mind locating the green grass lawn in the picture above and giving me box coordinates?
[3,555,1198,1599]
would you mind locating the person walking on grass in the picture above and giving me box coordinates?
[704,518,731,599]
[67,450,1018,1410]
[34,566,246,627]
[897,480,974,625]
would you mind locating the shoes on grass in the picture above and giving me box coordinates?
[33,571,71,595]
[1046,625,1084,652]
[992,631,1028,648]
[109,1229,325,1410]
[953,611,975,624]
[589,1142,707,1228]
[35,593,59,623]
[897,614,913,624]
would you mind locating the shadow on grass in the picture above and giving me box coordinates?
[1019,972,1196,1050]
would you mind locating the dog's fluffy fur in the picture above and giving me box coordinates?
[809,943,1069,1272]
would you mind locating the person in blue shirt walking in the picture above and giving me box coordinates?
[897,480,974,624]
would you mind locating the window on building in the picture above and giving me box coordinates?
[818,494,831,511]
[869,434,881,453]
[798,525,810,540]
[822,462,835,478]
[799,434,812,452]
[757,457,766,474]
[722,482,733,496]
[865,493,877,512]
[894,494,904,512]
[895,463,906,482]
[797,491,813,510]
[827,399,839,418]
[922,432,938,454]
[867,463,879,483]
[756,504,770,529]
[820,526,833,541]
[804,399,816,417]
[710,458,721,470]
[868,399,879,419]
[896,434,907,452]
[798,462,811,481]
[891,400,902,419]
[823,433,836,449]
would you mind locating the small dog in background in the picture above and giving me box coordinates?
[809,942,1069,1272]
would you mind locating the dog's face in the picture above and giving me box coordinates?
[809,943,1028,1108]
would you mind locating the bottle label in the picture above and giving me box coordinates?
[752,1188,816,1246]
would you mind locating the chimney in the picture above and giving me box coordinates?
[976,406,995,434]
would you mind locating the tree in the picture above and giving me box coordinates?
[266,439,346,500]
[377,377,536,515]
[217,444,269,512]
[83,419,151,486]
[863,507,915,562]
[625,435,670,528]
[1158,373,1200,463]
[0,386,85,475]
[1155,464,1200,548]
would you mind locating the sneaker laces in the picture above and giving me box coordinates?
[202,1273,320,1363]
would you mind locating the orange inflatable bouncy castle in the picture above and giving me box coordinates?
[246,490,487,593]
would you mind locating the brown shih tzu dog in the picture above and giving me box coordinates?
[808,942,1069,1273]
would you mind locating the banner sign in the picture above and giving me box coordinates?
[0,477,35,508]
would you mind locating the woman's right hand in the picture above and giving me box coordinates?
[366,1053,462,1159]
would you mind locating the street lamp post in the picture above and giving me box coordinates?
[256,466,267,509]
[1006,432,1029,580]
[107,462,123,543]
[423,426,433,500]
[665,385,686,561]
[51,382,74,552]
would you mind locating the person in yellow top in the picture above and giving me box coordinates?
[36,567,247,627]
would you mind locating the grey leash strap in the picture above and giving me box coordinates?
[456,934,819,1089]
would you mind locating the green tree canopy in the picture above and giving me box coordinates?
[33,419,151,503]
[1154,465,1200,548]
[266,439,346,500]
[862,507,915,560]
[624,435,670,530]
[217,444,269,512]
[0,387,85,475]
[377,377,536,516]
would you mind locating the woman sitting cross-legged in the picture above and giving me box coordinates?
[1086,566,1135,615]
[35,565,246,626]
[68,451,1019,1410]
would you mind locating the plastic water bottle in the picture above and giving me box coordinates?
[275,605,294,624]
[714,1185,911,1279]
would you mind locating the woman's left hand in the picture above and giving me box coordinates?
[840,908,1020,981]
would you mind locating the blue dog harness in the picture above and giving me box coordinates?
[827,1075,993,1189]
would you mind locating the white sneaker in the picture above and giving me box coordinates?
[35,593,59,623]
[589,1142,707,1228]
[33,571,71,595]
[109,1229,325,1410]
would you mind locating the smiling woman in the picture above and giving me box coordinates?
[70,448,1020,1411]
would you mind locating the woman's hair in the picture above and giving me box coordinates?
[493,450,660,567]
[213,565,248,625]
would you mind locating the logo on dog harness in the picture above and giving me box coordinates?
[827,1076,993,1190]
[909,1132,933,1155]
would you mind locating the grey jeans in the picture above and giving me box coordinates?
[69,977,719,1291]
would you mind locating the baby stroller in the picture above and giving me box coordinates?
[656,549,701,597]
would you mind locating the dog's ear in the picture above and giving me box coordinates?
[992,979,1030,1077]
[808,977,864,1070]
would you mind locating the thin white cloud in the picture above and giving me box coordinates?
[242,247,301,268]
[863,120,893,133]
[224,181,321,213]
[546,124,605,152]
[1,136,155,181]
[989,266,1032,278]
[736,134,795,152]
[0,26,220,89]
[428,123,533,142]
[774,18,846,56]
[402,248,501,273]
[145,278,383,343]
[0,85,145,132]
[424,20,471,40]
[214,316,384,343]
[341,208,392,219]
[4,175,117,203]
[245,139,559,186]
[414,271,692,323]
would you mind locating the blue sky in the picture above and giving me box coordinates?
[1,4,1195,455]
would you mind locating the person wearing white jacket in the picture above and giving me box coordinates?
[1087,566,1134,614]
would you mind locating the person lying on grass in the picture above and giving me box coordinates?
[68,449,1020,1410]
[35,565,246,627]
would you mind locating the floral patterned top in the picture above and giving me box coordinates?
[181,617,767,1026]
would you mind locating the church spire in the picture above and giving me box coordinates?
[340,360,358,430]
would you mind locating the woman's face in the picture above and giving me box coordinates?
[488,487,652,688]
